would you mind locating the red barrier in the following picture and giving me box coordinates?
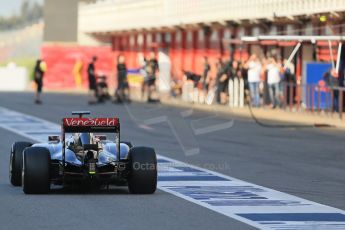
[41,44,115,90]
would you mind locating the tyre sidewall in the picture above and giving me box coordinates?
[9,142,32,186]
[22,147,50,194]
[128,147,157,194]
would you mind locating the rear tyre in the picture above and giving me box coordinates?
[9,142,32,186]
[22,147,51,194]
[128,147,157,194]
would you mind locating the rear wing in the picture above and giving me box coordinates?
[62,118,120,133]
[61,117,121,168]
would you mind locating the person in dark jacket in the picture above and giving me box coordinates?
[216,58,230,104]
[229,60,239,80]
[323,68,339,111]
[146,52,159,102]
[87,56,98,104]
[114,54,130,103]
[33,59,46,104]
[202,56,211,91]
[200,56,211,102]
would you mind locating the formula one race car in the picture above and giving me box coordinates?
[9,111,157,194]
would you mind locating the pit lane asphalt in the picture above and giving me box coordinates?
[0,92,344,230]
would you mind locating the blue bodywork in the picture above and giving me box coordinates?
[33,141,130,166]
[31,133,131,184]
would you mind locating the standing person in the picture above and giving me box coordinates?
[282,59,296,106]
[146,52,159,102]
[215,58,223,104]
[246,54,262,107]
[87,56,98,104]
[229,60,239,79]
[215,58,229,104]
[266,57,281,108]
[228,60,239,106]
[114,54,130,103]
[201,56,211,98]
[140,57,148,99]
[340,69,345,110]
[33,59,46,104]
[323,68,339,111]
[240,59,250,103]
[73,58,83,89]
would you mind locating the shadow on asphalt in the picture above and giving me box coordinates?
[2,183,136,195]
[4,183,164,196]
[49,186,131,195]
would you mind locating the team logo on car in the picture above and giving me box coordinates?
[63,118,119,127]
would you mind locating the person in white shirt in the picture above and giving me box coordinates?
[266,57,281,108]
[246,54,262,107]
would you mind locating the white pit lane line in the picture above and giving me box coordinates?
[1,106,345,230]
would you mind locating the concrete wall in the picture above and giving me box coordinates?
[43,0,79,42]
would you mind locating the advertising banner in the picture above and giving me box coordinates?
[304,62,332,110]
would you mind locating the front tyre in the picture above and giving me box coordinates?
[22,147,51,194]
[128,147,157,194]
[9,142,32,186]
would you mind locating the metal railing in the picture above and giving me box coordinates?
[282,83,345,119]
[181,80,345,119]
